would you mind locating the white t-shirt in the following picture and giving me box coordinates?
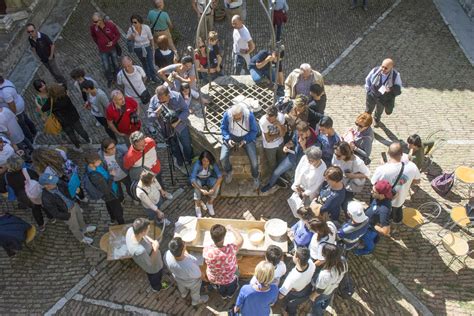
[292,156,327,200]
[279,260,315,296]
[0,108,24,144]
[117,66,147,98]
[250,261,287,286]
[371,161,421,207]
[259,113,285,148]
[315,266,347,295]
[0,137,15,165]
[104,155,127,181]
[233,25,252,54]
[309,221,337,260]
[127,24,153,48]
[332,155,370,192]
[0,80,25,114]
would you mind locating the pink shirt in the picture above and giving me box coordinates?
[203,243,238,285]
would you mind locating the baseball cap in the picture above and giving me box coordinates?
[347,201,368,223]
[374,180,393,199]
[39,173,59,185]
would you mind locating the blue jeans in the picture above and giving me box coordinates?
[220,141,259,179]
[250,68,275,84]
[171,126,194,166]
[353,228,379,256]
[17,112,37,143]
[261,154,296,192]
[99,50,119,82]
[311,293,332,316]
[144,199,164,222]
[134,46,158,81]
[233,54,249,75]
[275,23,283,42]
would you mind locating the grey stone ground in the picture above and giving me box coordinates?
[1,0,473,315]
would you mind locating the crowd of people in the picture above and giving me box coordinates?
[0,0,432,314]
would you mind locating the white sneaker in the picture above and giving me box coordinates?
[81,236,93,244]
[207,204,215,216]
[163,192,173,200]
[84,225,96,233]
[225,171,233,184]
[95,122,101,127]
[78,196,89,203]
[195,207,202,218]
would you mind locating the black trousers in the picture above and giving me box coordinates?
[365,92,395,122]
[147,268,164,291]
[105,198,125,224]
[62,120,90,148]
[391,206,403,224]
[118,175,133,200]
[95,116,117,141]
[16,190,52,226]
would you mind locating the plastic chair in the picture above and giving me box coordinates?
[428,216,474,271]
[402,202,442,229]
[449,206,471,230]
[454,166,474,198]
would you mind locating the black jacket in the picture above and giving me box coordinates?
[41,95,80,126]
[41,180,72,221]
[87,169,118,202]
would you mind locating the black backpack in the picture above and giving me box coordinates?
[130,180,149,202]
[337,266,354,299]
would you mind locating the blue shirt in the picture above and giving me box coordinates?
[190,161,222,183]
[366,198,392,227]
[249,50,272,74]
[291,220,313,247]
[319,184,346,221]
[338,220,369,249]
[236,284,279,316]
[317,133,341,167]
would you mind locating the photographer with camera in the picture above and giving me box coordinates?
[220,102,260,189]
[106,90,141,144]
[148,85,193,173]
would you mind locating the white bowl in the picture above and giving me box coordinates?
[248,229,264,246]
[264,219,287,239]
[179,228,197,243]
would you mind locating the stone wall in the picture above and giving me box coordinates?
[458,0,473,19]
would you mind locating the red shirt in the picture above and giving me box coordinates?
[195,53,208,67]
[90,21,120,53]
[106,97,141,136]
[203,243,238,285]
[123,137,161,174]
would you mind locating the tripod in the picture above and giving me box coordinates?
[156,118,190,185]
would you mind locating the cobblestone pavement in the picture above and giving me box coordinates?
[1,0,474,315]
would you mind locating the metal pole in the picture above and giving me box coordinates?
[195,0,214,132]
[258,0,278,106]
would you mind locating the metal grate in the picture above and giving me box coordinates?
[205,82,275,135]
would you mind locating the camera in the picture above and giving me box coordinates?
[159,103,179,125]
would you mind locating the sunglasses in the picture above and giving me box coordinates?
[132,21,139,24]
[92,20,100,24]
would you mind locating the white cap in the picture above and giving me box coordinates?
[347,201,368,223]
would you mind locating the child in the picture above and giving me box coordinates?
[406,134,434,171]
[288,206,315,248]
[308,83,326,115]
[250,245,287,286]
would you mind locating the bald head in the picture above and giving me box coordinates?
[388,142,403,161]
[381,58,394,75]
[121,56,133,68]
[231,15,243,29]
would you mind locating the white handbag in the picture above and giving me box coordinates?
[22,168,42,205]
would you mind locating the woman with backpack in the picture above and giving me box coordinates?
[134,171,171,225]
[98,138,135,202]
[309,243,348,316]
[190,150,222,218]
[4,155,52,232]
[84,152,124,225]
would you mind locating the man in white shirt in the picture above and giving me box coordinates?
[371,142,420,224]
[279,247,315,316]
[117,56,148,105]
[292,146,327,205]
[365,58,402,127]
[231,15,255,75]
[164,237,209,305]
[259,106,286,173]
[0,107,32,152]
[0,76,37,143]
